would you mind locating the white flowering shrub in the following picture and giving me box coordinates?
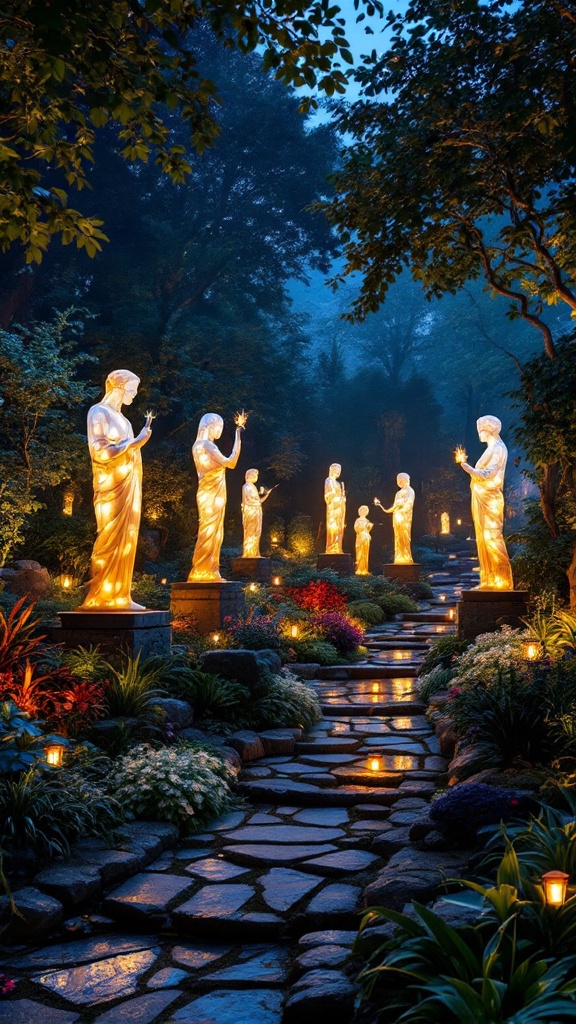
[108,742,237,833]
[451,626,531,688]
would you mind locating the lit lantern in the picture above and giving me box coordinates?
[438,594,446,602]
[248,583,257,592]
[371,682,380,694]
[523,641,540,661]
[290,624,299,639]
[272,576,281,586]
[271,534,279,545]
[542,870,569,907]
[161,578,167,585]
[61,574,74,590]
[368,756,382,773]
[45,741,66,767]
[457,518,462,526]
[448,608,456,621]
[211,632,220,644]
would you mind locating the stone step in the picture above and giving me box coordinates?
[319,702,425,716]
[401,611,453,623]
[316,664,417,679]
[238,780,404,807]
[294,738,361,754]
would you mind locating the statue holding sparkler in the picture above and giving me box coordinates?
[188,410,247,582]
[375,473,415,564]
[241,469,275,558]
[455,415,513,590]
[80,369,153,610]
[325,463,346,554]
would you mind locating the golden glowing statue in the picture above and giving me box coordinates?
[80,369,152,611]
[325,463,346,554]
[375,472,415,564]
[458,415,513,590]
[188,411,246,582]
[441,511,450,535]
[241,469,274,558]
[354,505,373,575]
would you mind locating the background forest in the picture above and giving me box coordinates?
[0,25,572,594]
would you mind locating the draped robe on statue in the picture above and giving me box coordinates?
[354,516,372,575]
[242,482,263,558]
[81,404,141,609]
[325,477,346,554]
[469,439,513,590]
[391,486,415,564]
[189,436,240,582]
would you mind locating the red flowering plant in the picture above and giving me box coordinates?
[311,611,365,656]
[286,580,347,613]
[0,662,107,739]
[0,973,15,997]
[56,679,108,738]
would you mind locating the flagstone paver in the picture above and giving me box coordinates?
[4,575,468,1022]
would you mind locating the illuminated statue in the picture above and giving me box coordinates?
[325,463,346,554]
[375,472,415,564]
[441,512,450,535]
[80,369,152,611]
[354,505,373,575]
[458,415,513,590]
[188,411,247,582]
[241,469,274,558]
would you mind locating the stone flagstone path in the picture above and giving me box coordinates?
[1,553,477,1024]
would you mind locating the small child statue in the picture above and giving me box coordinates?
[354,505,373,576]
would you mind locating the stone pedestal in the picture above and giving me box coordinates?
[54,610,171,658]
[316,553,354,576]
[457,589,529,641]
[230,557,271,583]
[382,563,421,584]
[170,581,245,633]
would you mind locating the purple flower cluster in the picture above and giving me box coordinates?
[311,611,364,655]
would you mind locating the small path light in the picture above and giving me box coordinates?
[523,641,541,661]
[248,583,257,592]
[542,870,569,907]
[438,593,446,602]
[448,608,456,621]
[211,632,221,644]
[290,624,299,639]
[272,576,281,586]
[61,574,74,590]
[368,755,382,773]
[45,740,67,767]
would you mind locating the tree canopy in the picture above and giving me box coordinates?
[325,0,576,358]
[0,0,382,261]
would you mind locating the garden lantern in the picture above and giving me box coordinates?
[523,641,540,661]
[439,593,446,602]
[290,624,299,639]
[271,534,279,545]
[248,583,257,592]
[272,576,281,586]
[542,870,569,907]
[161,578,167,585]
[456,518,462,526]
[45,741,66,767]
[211,632,220,644]
[448,609,455,621]
[371,682,380,693]
[368,755,382,773]
[61,574,74,589]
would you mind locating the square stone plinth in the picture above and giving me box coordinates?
[316,554,354,576]
[382,563,421,584]
[171,582,245,632]
[54,610,171,657]
[230,557,271,582]
[457,589,529,640]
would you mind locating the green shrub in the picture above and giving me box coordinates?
[405,580,434,600]
[419,635,470,676]
[104,652,166,720]
[62,644,109,680]
[167,668,249,721]
[418,665,457,702]
[131,573,169,609]
[348,600,385,626]
[0,765,122,861]
[289,637,341,665]
[108,742,237,834]
[251,671,322,730]
[375,592,417,618]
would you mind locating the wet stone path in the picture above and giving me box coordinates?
[2,562,476,1024]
